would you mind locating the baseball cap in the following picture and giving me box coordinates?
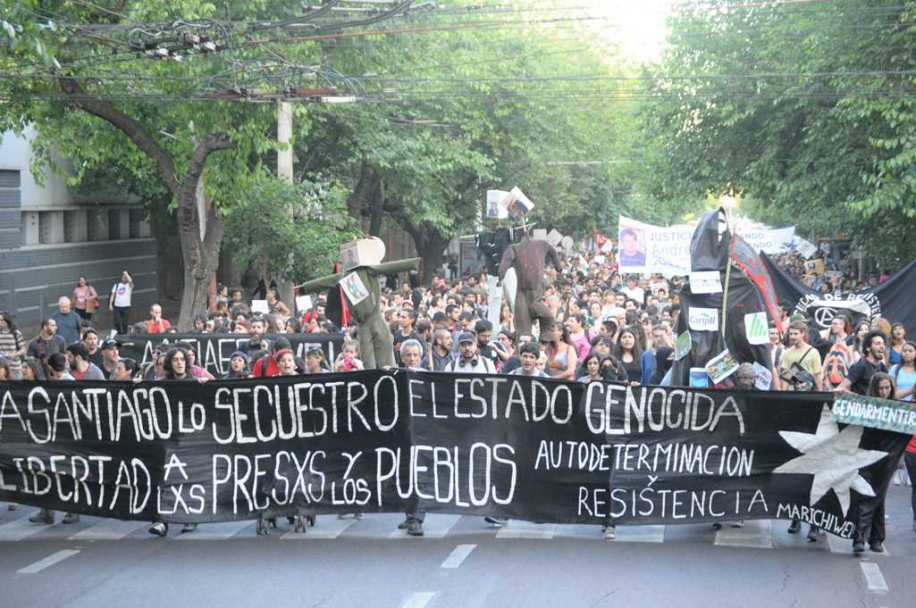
[457,331,476,344]
[101,339,121,350]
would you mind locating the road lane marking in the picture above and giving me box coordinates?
[401,592,436,608]
[714,520,772,549]
[68,519,148,541]
[440,544,476,569]
[614,525,665,543]
[496,522,556,539]
[18,550,80,574]
[172,520,252,541]
[0,516,56,542]
[860,562,889,593]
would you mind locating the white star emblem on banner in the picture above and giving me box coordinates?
[773,404,888,516]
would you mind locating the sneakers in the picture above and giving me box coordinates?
[484,516,507,528]
[731,520,745,528]
[712,522,723,530]
[603,525,616,540]
[181,522,198,533]
[148,522,168,537]
[355,513,365,520]
[398,518,411,530]
[62,512,80,524]
[806,525,820,542]
[29,509,54,525]
[787,519,801,534]
[869,540,884,553]
[7,503,18,511]
[853,541,865,555]
[407,521,424,537]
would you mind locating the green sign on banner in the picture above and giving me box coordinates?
[832,393,916,435]
[675,331,692,361]
[744,311,769,346]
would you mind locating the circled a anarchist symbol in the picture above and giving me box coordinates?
[813,306,837,328]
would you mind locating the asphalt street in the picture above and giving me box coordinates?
[1,484,914,608]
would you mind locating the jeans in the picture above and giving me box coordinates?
[113,306,131,335]
[905,452,916,522]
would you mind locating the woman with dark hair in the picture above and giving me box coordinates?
[544,324,578,381]
[577,353,605,384]
[0,311,26,380]
[190,315,207,333]
[891,341,916,401]
[852,373,897,555]
[21,358,46,381]
[613,327,642,386]
[566,314,593,363]
[72,276,99,321]
[0,358,10,381]
[889,323,907,366]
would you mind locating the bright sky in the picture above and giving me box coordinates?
[568,0,674,62]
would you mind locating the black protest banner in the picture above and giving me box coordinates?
[0,373,908,538]
[118,333,344,376]
[761,252,916,335]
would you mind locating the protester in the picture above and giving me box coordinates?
[0,311,26,379]
[144,304,172,334]
[21,358,46,381]
[613,327,642,386]
[72,276,99,321]
[304,346,330,374]
[276,349,300,376]
[113,357,139,381]
[779,321,823,391]
[543,324,577,380]
[82,328,104,368]
[226,351,251,379]
[109,270,134,335]
[889,322,907,366]
[66,342,106,381]
[99,339,121,378]
[52,297,82,345]
[576,352,606,383]
[509,342,549,378]
[27,318,66,372]
[852,373,896,555]
[891,342,916,401]
[836,330,889,395]
[445,332,495,373]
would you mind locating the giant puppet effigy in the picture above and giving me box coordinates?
[670,208,783,388]
[299,237,419,369]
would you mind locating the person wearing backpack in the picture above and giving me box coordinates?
[779,321,823,392]
[822,335,855,390]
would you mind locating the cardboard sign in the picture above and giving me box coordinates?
[251,300,269,314]
[675,331,692,361]
[295,295,313,313]
[753,362,773,390]
[339,272,370,306]
[744,312,769,345]
[690,271,722,295]
[705,349,739,384]
[688,308,719,332]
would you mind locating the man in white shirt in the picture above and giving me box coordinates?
[109,270,134,335]
[444,332,496,374]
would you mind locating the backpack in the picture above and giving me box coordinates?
[824,343,851,387]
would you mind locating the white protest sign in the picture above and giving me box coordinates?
[532,228,549,242]
[688,307,719,332]
[506,186,534,219]
[744,311,769,345]
[689,271,722,294]
[339,272,370,306]
[738,226,796,255]
[503,267,518,311]
[618,215,694,276]
[560,236,575,251]
[486,190,510,219]
[251,300,269,314]
[753,362,773,390]
[794,237,817,259]
[547,229,564,247]
[295,295,313,313]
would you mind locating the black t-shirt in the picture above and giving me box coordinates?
[845,358,888,395]
[393,330,425,365]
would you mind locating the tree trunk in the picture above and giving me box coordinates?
[404,220,450,283]
[177,195,224,330]
[150,208,184,318]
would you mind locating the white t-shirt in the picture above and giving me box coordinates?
[111,282,133,307]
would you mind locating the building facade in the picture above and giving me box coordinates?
[0,127,158,331]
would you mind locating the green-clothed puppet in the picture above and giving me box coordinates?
[299,240,419,369]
